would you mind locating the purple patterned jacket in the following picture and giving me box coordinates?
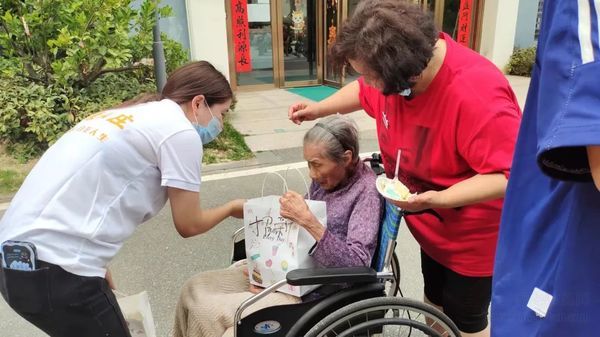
[309,161,383,268]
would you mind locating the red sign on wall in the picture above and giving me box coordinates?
[231,0,252,72]
[457,0,474,47]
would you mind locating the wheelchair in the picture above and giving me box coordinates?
[229,154,461,337]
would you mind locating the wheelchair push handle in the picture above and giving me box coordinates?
[363,153,385,176]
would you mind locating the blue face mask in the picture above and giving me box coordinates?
[193,101,223,145]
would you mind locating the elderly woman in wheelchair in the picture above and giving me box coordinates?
[173,115,460,337]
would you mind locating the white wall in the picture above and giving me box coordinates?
[186,0,231,80]
[479,0,520,71]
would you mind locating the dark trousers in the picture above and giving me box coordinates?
[421,250,492,333]
[0,259,131,337]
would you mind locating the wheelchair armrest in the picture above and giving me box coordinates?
[286,266,377,286]
[232,226,244,241]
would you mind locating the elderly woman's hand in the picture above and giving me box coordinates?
[280,191,325,241]
[279,191,311,224]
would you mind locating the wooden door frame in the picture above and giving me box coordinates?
[473,0,484,52]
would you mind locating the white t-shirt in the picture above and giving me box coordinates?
[0,99,202,277]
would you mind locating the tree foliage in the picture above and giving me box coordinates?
[0,0,174,88]
[0,0,189,159]
[507,47,536,77]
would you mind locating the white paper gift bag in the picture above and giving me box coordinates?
[116,291,157,337]
[244,172,327,297]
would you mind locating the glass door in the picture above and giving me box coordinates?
[228,0,325,90]
[323,0,341,87]
[277,0,321,87]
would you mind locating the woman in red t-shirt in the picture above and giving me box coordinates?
[288,1,521,337]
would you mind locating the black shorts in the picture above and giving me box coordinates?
[421,250,492,333]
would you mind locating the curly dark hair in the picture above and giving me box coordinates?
[330,0,438,95]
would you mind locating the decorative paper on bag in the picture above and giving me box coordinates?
[244,195,326,297]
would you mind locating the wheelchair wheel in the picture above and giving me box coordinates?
[385,252,401,297]
[305,297,461,337]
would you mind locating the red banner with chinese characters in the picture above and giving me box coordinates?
[231,0,252,72]
[457,0,474,47]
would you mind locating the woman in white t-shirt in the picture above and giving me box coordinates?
[0,61,244,337]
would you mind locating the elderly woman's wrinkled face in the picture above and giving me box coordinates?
[304,142,352,191]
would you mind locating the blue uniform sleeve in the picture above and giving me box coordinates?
[538,61,600,181]
[536,1,600,181]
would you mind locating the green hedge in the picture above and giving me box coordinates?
[0,73,156,161]
[507,47,536,77]
[0,71,253,164]
[0,0,191,160]
[0,31,188,161]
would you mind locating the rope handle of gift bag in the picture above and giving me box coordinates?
[260,167,311,199]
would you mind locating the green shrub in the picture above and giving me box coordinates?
[0,0,173,88]
[0,78,67,157]
[0,73,156,160]
[163,34,190,73]
[0,57,19,77]
[0,169,26,194]
[507,47,536,77]
[203,119,253,164]
[0,74,252,164]
[77,73,156,114]
[0,0,190,159]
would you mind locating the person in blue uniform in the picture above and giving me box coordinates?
[491,0,600,336]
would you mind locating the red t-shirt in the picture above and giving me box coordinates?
[358,33,522,276]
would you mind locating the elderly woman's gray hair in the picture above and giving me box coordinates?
[304,115,360,163]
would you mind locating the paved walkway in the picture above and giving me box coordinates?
[231,76,530,153]
[230,89,375,152]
